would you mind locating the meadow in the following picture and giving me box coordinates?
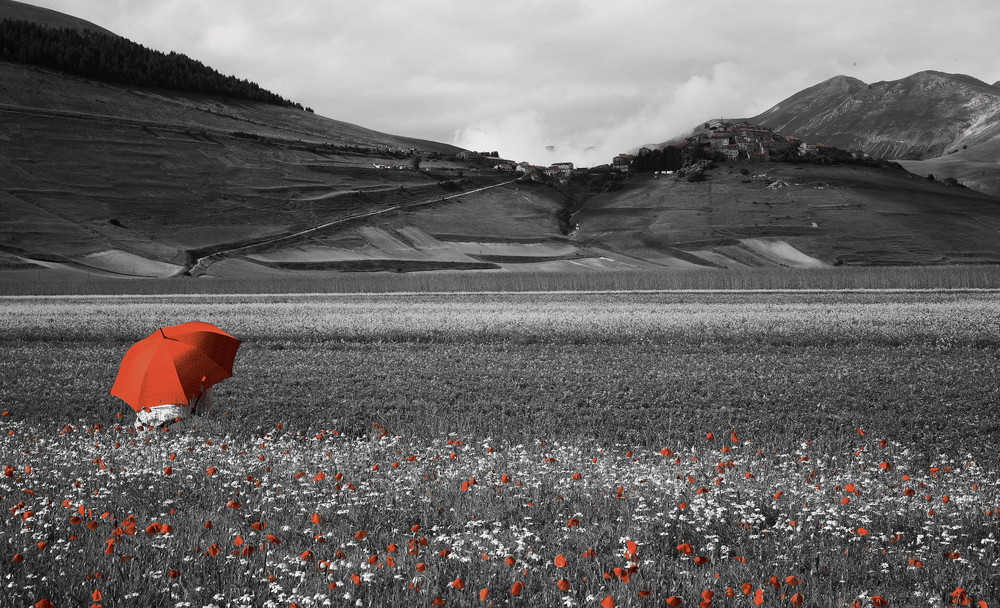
[1,291,999,607]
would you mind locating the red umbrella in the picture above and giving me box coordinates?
[111,321,241,412]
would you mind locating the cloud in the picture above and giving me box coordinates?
[453,62,760,167]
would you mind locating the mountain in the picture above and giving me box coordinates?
[742,71,1000,196]
[750,71,1000,161]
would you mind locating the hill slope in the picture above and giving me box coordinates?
[570,163,1000,268]
[0,0,112,35]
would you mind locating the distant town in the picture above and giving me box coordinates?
[436,120,875,182]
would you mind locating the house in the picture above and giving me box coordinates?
[798,143,818,156]
[763,139,791,154]
[494,163,516,172]
[709,133,734,150]
[720,145,741,160]
[551,162,574,175]
[612,154,634,173]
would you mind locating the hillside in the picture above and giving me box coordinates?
[570,163,1000,268]
[0,0,112,35]
[895,139,1000,197]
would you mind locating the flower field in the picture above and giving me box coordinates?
[1,292,999,607]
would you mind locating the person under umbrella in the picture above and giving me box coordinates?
[111,321,241,428]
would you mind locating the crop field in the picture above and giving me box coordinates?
[1,292,999,607]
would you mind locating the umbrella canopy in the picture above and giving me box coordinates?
[111,321,241,412]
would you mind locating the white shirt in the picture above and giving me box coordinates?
[135,386,214,427]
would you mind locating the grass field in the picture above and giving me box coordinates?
[1,292,999,607]
[4,264,1000,296]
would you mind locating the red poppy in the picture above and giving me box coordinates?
[790,593,804,606]
[511,582,524,596]
[557,579,570,591]
[666,597,683,607]
[601,596,617,608]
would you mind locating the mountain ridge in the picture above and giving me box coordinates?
[749,70,1000,162]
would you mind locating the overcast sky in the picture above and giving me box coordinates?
[28,0,1000,166]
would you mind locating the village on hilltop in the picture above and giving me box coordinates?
[423,121,876,183]
[611,120,871,173]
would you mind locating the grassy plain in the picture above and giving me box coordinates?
[4,264,1000,296]
[1,292,999,607]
